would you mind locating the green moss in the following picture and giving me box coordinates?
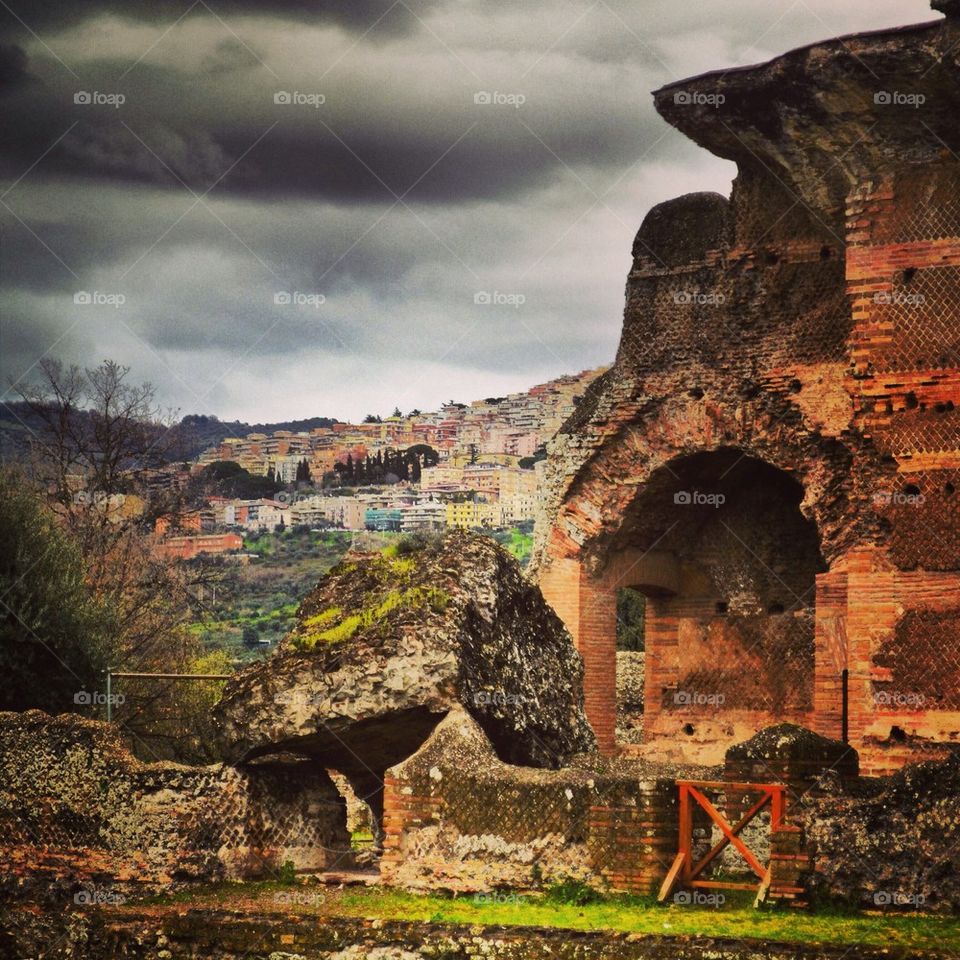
[390,557,416,577]
[303,607,342,630]
[291,584,451,651]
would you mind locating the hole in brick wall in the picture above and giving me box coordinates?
[611,448,824,737]
[788,379,803,394]
[905,392,919,410]
[819,245,832,260]
[616,587,646,747]
[904,483,921,498]
[902,267,918,282]
[683,723,696,736]
[689,387,704,400]
[946,482,956,496]
[888,725,908,743]
[765,250,780,266]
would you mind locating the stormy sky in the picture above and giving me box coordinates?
[0,0,937,422]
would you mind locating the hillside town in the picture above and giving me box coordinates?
[153,367,605,559]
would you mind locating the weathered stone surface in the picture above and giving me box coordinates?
[726,723,855,768]
[379,707,716,895]
[616,651,645,745]
[799,751,960,912]
[0,710,350,903]
[214,532,596,832]
[6,907,952,960]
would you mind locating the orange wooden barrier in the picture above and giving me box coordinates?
[658,780,786,903]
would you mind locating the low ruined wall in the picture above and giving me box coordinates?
[2,907,950,960]
[380,710,678,895]
[797,752,960,913]
[0,711,350,900]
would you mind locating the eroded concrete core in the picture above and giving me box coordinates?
[214,532,596,834]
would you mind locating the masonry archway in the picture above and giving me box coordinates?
[562,448,826,763]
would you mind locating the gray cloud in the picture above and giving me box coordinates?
[0,0,437,36]
[0,0,938,421]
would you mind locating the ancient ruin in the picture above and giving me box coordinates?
[3,5,960,954]
[535,1,960,774]
[214,532,596,838]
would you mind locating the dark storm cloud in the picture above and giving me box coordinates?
[1,40,661,205]
[0,0,437,36]
[0,0,937,420]
[0,44,29,89]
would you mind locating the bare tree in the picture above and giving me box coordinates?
[12,359,228,761]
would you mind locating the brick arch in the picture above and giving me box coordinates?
[540,429,836,760]
[544,393,855,576]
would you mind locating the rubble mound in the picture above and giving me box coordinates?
[214,532,595,813]
[726,723,854,765]
[800,751,960,912]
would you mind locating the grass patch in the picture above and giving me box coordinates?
[129,884,960,952]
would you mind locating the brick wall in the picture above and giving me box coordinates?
[380,709,678,895]
[808,549,960,775]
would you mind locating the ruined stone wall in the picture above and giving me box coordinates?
[7,909,949,960]
[380,710,680,895]
[797,751,960,913]
[616,650,645,744]
[535,8,960,772]
[0,711,350,901]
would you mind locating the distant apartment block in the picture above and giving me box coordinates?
[445,500,498,530]
[289,495,366,530]
[401,500,446,532]
[155,532,244,561]
[365,507,403,532]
